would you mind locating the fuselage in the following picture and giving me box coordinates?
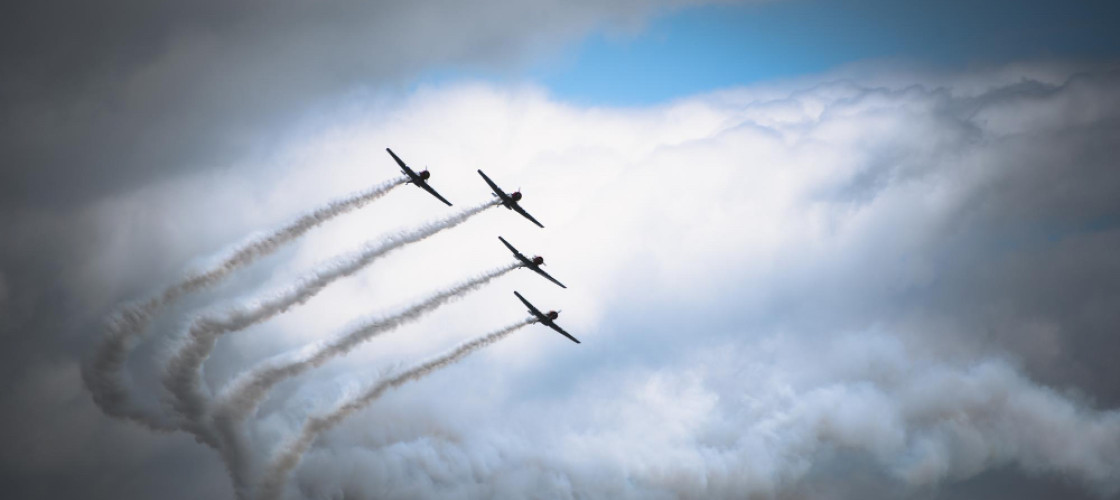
[479,170,543,228]
[501,193,520,209]
[515,253,545,269]
[403,167,430,183]
[528,308,560,323]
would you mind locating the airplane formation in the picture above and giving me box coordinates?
[85,146,583,499]
[386,147,579,344]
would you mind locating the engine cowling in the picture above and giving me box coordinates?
[532,256,544,266]
[419,170,431,180]
[511,191,522,202]
[546,311,558,320]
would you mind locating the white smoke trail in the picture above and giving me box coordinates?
[215,261,521,427]
[211,262,523,489]
[162,200,499,434]
[82,177,406,430]
[255,318,535,500]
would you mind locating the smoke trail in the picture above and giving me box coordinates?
[255,319,535,500]
[211,261,521,492]
[162,200,499,433]
[215,261,521,427]
[82,177,406,430]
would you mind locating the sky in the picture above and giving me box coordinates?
[427,0,1120,104]
[2,1,1120,499]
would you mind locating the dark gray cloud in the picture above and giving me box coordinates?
[1,0,697,209]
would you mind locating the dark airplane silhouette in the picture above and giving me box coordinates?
[499,236,566,289]
[477,169,544,228]
[515,291,579,344]
[386,148,453,206]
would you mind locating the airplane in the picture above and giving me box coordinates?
[386,148,453,206]
[499,236,566,289]
[477,169,544,228]
[514,291,579,344]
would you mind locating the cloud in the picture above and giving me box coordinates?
[0,0,709,210]
[289,340,1119,499]
[0,3,723,496]
[218,65,1119,498]
[3,56,1120,498]
[0,270,8,324]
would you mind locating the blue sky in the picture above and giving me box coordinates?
[423,0,1120,105]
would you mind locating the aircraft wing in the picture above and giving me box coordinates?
[477,169,506,198]
[514,291,545,318]
[498,236,521,257]
[546,321,580,344]
[386,148,410,170]
[532,267,567,289]
[511,204,545,228]
[417,181,453,206]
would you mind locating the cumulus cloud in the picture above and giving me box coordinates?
[3,39,1120,499]
[289,337,1120,499]
[190,65,1119,498]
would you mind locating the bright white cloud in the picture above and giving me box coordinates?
[62,63,1120,498]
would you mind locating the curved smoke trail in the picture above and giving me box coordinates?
[82,177,406,430]
[211,261,522,491]
[214,261,521,430]
[256,318,535,500]
[162,200,499,436]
